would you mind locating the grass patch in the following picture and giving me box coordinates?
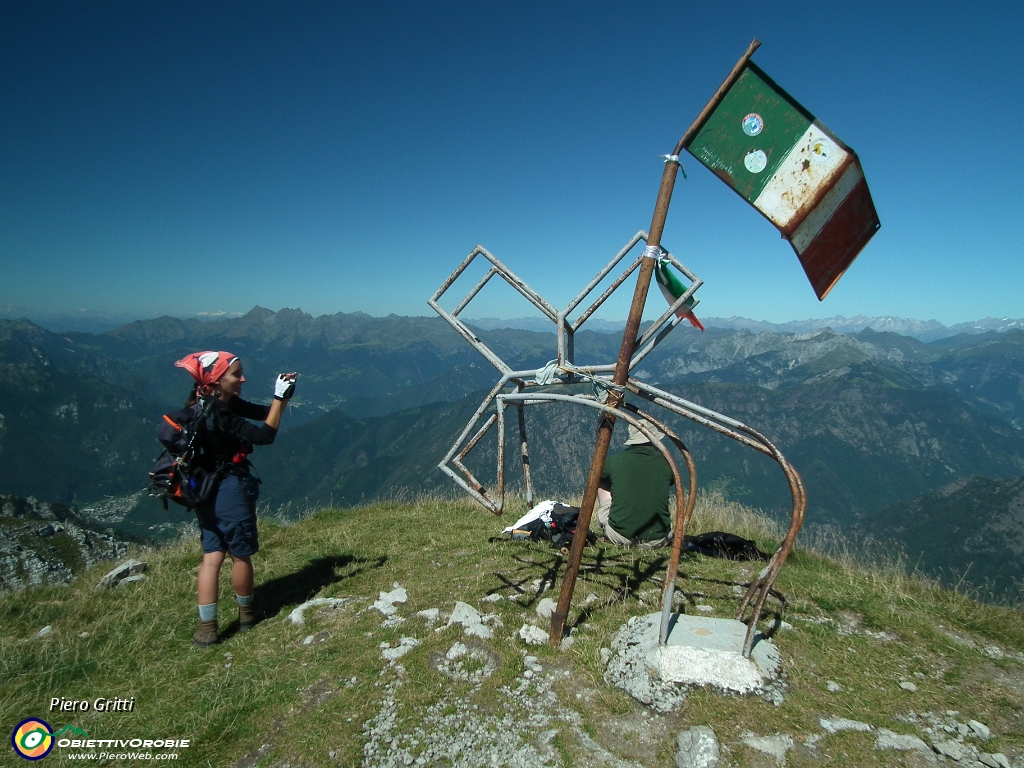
[2,491,1023,766]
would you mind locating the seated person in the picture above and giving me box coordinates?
[596,419,674,548]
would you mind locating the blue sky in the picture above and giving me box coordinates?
[1,1,1021,326]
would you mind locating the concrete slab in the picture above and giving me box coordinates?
[604,613,782,707]
[655,614,781,693]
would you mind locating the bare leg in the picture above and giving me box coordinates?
[197,550,226,606]
[231,554,254,597]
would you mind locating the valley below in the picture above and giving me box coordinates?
[2,308,1023,600]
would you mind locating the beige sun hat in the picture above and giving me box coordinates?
[624,418,664,446]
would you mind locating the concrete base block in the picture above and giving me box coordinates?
[604,613,782,708]
[653,614,781,694]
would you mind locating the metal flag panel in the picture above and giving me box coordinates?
[683,62,880,300]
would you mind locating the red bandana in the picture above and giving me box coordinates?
[175,351,239,387]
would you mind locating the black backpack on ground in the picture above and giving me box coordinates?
[683,531,768,561]
[146,398,224,510]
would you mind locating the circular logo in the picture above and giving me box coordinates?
[744,149,768,174]
[810,137,832,164]
[11,719,54,761]
[741,113,763,136]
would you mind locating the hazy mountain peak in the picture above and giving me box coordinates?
[466,314,1024,343]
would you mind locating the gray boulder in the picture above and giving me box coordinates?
[676,726,720,768]
[875,728,931,753]
[95,559,147,590]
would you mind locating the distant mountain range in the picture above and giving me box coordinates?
[4,302,1022,342]
[0,304,246,334]
[465,315,1024,342]
[3,307,1024,599]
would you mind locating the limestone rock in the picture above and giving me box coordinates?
[94,559,146,590]
[447,601,492,639]
[875,729,930,752]
[603,616,688,712]
[381,637,420,661]
[741,733,793,765]
[371,584,408,616]
[968,720,991,739]
[980,753,1010,768]
[287,597,351,626]
[535,597,557,621]
[820,718,872,734]
[518,624,548,646]
[676,726,720,768]
[932,739,971,761]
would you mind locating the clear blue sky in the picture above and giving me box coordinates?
[2,1,1020,325]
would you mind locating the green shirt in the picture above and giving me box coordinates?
[600,445,674,540]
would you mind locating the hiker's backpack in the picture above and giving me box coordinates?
[147,398,223,510]
[512,503,597,553]
[683,531,767,561]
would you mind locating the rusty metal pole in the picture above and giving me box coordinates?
[547,160,681,646]
[548,38,762,647]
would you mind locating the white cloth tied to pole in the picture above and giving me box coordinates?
[501,499,558,534]
[534,360,623,403]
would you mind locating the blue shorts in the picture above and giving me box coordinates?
[196,473,260,557]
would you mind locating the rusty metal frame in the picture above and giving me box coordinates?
[431,232,701,514]
[429,229,805,657]
[430,233,702,376]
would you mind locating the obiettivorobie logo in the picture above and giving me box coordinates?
[11,720,189,760]
[10,719,64,761]
[12,722,90,761]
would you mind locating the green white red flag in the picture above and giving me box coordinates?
[654,258,705,331]
[683,61,879,300]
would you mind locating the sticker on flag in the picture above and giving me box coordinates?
[683,61,879,300]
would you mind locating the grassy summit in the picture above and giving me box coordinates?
[2,494,1023,766]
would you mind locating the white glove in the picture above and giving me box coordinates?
[274,373,297,400]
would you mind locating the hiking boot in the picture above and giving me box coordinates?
[193,618,219,647]
[238,600,265,632]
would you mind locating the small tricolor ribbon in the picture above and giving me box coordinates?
[654,257,704,331]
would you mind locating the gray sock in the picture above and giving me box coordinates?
[236,593,254,606]
[198,603,217,622]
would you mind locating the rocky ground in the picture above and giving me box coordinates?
[228,580,1023,768]
[0,494,135,591]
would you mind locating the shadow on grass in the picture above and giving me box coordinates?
[221,554,387,639]
[488,541,668,611]
[488,540,788,636]
[491,550,563,601]
[567,548,670,632]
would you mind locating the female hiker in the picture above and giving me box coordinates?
[174,350,296,647]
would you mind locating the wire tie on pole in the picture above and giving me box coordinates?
[660,154,687,179]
